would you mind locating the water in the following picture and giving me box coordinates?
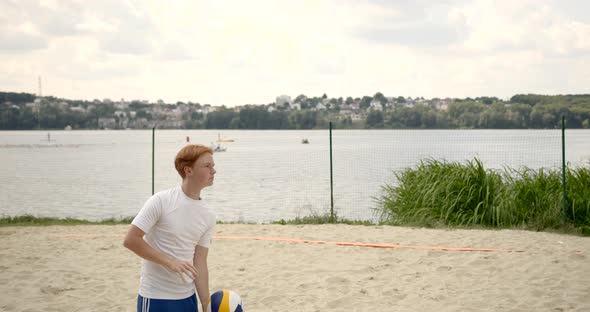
[1,129,588,223]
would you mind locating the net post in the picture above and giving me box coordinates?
[329,121,334,223]
[561,116,566,225]
[152,127,155,195]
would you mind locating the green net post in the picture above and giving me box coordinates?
[152,127,155,195]
[329,121,334,223]
[561,116,566,225]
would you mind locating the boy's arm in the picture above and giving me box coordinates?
[194,245,210,311]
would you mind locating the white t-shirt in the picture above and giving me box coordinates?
[132,185,216,299]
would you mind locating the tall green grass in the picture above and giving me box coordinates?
[566,166,590,233]
[376,159,590,235]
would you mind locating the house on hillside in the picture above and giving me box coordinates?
[369,100,383,111]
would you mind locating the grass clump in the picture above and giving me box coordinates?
[0,215,134,227]
[376,158,590,235]
[273,212,373,225]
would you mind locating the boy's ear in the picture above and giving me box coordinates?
[184,166,192,176]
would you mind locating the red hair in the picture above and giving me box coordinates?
[174,144,213,178]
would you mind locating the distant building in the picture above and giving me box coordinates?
[315,103,327,111]
[25,102,39,113]
[369,100,383,111]
[54,101,68,109]
[98,117,116,129]
[70,106,86,113]
[130,118,150,128]
[275,95,292,108]
[433,98,453,111]
[200,105,216,115]
[115,101,129,110]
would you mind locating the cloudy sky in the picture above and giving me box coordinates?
[1,0,589,105]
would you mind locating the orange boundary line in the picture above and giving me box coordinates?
[45,234,539,253]
[214,235,527,253]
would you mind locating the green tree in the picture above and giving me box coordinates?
[0,92,36,104]
[366,110,384,128]
[205,108,236,129]
[289,110,317,129]
[359,96,372,110]
[373,92,387,106]
[508,103,532,128]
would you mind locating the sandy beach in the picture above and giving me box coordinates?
[0,224,589,312]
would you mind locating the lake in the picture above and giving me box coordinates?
[1,129,588,223]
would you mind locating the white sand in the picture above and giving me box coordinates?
[0,224,589,312]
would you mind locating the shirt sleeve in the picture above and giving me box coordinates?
[197,223,215,248]
[131,194,162,234]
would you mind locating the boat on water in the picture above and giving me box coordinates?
[216,133,235,142]
[210,142,227,152]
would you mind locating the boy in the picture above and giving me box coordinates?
[124,144,216,311]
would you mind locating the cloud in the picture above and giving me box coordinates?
[0,0,160,56]
[351,0,469,47]
[546,0,590,24]
[93,2,159,55]
[0,0,588,104]
[0,33,48,53]
[98,34,154,55]
[44,37,146,81]
[456,0,590,56]
[156,40,195,61]
[357,20,468,47]
[18,0,87,37]
[55,59,144,81]
[0,1,47,53]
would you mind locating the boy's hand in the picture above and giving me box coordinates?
[166,258,199,283]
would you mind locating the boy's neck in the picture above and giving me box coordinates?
[181,181,201,200]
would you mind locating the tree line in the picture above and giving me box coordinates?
[366,95,590,129]
[1,91,589,130]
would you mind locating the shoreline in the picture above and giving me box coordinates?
[1,215,587,238]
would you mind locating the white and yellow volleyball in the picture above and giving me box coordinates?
[207,289,243,312]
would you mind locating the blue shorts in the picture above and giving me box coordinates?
[137,293,198,312]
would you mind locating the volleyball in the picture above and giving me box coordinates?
[207,289,243,312]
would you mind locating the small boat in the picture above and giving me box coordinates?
[301,138,309,144]
[216,133,235,142]
[210,142,227,152]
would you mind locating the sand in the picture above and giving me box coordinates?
[0,224,589,312]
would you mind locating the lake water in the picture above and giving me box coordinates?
[1,129,588,223]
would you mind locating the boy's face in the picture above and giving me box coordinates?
[187,153,216,187]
